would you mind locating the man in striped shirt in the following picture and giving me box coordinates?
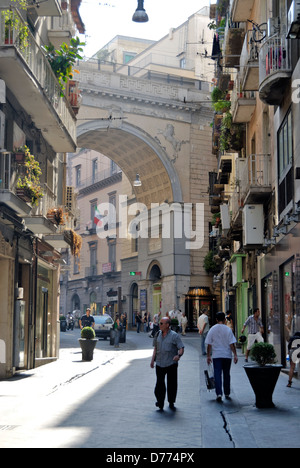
[241,308,264,362]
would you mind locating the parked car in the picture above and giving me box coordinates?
[94,314,114,340]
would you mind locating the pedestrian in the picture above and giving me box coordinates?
[136,311,142,333]
[225,310,234,333]
[143,312,148,332]
[206,311,238,403]
[150,317,184,411]
[180,311,188,336]
[287,332,300,387]
[241,308,264,362]
[151,311,161,338]
[113,314,122,348]
[79,307,95,330]
[197,309,210,355]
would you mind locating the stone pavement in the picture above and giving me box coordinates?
[0,331,299,449]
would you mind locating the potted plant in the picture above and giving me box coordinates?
[47,207,66,225]
[42,37,85,97]
[16,146,43,206]
[244,343,282,409]
[2,1,29,49]
[78,327,98,361]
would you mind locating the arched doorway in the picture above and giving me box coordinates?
[130,283,138,328]
[148,263,162,318]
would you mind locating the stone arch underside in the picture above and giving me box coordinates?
[77,121,182,207]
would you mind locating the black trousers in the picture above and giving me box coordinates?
[155,363,178,407]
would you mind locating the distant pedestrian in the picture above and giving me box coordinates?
[180,312,188,336]
[225,310,234,333]
[206,312,238,403]
[150,317,184,411]
[150,312,161,337]
[79,308,95,329]
[198,309,210,355]
[287,332,300,388]
[113,314,122,348]
[136,312,142,333]
[241,308,264,362]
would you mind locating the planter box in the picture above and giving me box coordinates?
[14,152,26,164]
[16,188,31,203]
[244,364,282,408]
[78,338,98,361]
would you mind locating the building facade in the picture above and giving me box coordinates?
[209,0,300,365]
[0,0,84,378]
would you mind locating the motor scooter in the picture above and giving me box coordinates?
[67,316,75,330]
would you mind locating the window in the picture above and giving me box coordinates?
[124,52,136,64]
[180,58,186,69]
[278,109,293,215]
[92,159,98,184]
[75,165,81,188]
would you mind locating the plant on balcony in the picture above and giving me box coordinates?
[16,146,43,206]
[70,229,82,258]
[47,207,66,225]
[211,87,231,114]
[219,112,244,152]
[43,37,85,96]
[2,1,29,49]
[204,250,220,275]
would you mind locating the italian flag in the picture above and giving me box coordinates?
[94,206,104,227]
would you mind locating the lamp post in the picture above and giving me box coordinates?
[133,174,142,187]
[132,0,149,23]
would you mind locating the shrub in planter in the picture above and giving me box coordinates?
[244,343,282,409]
[79,327,97,361]
[81,327,95,339]
[250,342,277,366]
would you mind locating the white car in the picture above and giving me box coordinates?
[94,314,114,340]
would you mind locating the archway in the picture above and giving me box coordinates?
[77,120,182,207]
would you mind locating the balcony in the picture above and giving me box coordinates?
[44,228,73,249]
[240,32,260,91]
[0,7,76,152]
[223,22,246,68]
[240,154,272,204]
[0,152,31,216]
[231,0,255,22]
[231,77,256,123]
[259,35,292,105]
[28,0,62,17]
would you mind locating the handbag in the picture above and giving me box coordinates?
[204,364,215,391]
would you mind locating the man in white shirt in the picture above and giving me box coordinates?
[197,309,210,355]
[206,312,238,402]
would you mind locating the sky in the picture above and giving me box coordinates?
[79,0,209,57]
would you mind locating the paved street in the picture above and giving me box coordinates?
[0,329,299,449]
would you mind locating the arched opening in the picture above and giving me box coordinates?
[77,121,182,206]
[130,282,138,328]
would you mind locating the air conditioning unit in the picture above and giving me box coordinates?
[243,205,264,246]
[287,0,300,39]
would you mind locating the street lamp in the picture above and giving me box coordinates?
[132,0,149,23]
[133,174,142,187]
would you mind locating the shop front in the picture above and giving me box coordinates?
[185,287,217,330]
[260,225,300,365]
